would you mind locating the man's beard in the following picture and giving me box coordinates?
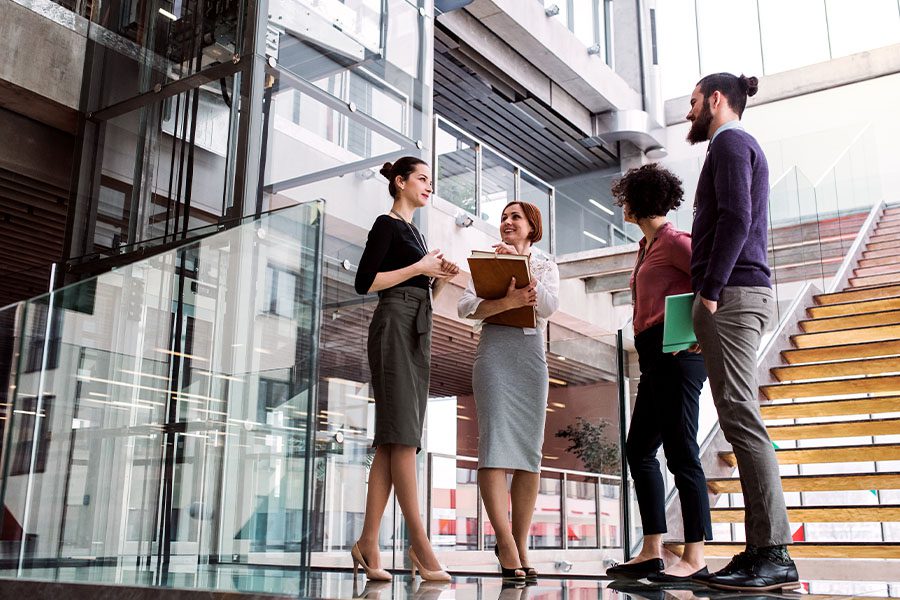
[686,99,713,145]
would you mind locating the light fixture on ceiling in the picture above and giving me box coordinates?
[545,4,560,17]
[158,7,178,20]
[588,198,615,216]
[583,230,607,244]
[548,377,568,386]
[587,44,603,56]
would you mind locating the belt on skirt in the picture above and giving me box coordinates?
[377,286,432,345]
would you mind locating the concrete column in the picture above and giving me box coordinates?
[619,141,646,172]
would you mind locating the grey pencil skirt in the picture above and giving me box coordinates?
[473,323,548,472]
[368,286,432,450]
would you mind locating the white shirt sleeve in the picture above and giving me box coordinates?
[457,277,484,319]
[535,259,560,319]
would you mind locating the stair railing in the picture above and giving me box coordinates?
[826,199,885,293]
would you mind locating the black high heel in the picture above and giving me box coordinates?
[493,544,526,582]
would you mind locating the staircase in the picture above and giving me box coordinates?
[702,205,900,566]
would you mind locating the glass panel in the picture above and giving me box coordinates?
[552,173,637,255]
[826,0,900,58]
[76,0,248,111]
[271,0,432,143]
[565,474,598,548]
[695,0,763,76]
[435,119,478,215]
[519,171,552,252]
[480,149,516,227]
[84,85,235,257]
[430,456,479,550]
[758,0,830,75]
[656,0,701,99]
[532,474,563,548]
[0,201,322,592]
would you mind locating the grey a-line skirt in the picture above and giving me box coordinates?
[367,286,432,450]
[473,323,548,472]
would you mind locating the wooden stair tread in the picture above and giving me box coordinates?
[791,324,900,349]
[766,417,900,440]
[857,255,900,269]
[707,472,900,493]
[783,339,900,364]
[671,542,900,559]
[761,374,900,400]
[865,239,900,252]
[866,232,900,244]
[711,504,900,523]
[719,443,900,466]
[815,283,900,305]
[771,356,900,381]
[807,296,900,318]
[760,396,900,419]
[863,248,900,260]
[850,274,900,288]
[799,309,900,333]
[855,264,900,278]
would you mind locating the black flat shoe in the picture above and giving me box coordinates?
[647,566,709,584]
[605,558,665,580]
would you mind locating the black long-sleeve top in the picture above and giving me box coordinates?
[354,215,430,295]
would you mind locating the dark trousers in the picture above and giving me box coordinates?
[626,324,712,543]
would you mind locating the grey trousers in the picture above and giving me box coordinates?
[692,286,792,547]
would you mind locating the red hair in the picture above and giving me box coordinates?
[503,201,543,243]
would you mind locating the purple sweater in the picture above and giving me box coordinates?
[691,127,771,301]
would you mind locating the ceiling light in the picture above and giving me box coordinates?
[158,7,178,20]
[588,198,615,216]
[548,377,568,386]
[583,230,607,244]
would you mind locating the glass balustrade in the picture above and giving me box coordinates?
[0,201,324,593]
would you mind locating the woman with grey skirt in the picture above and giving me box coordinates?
[457,201,559,582]
[352,157,459,582]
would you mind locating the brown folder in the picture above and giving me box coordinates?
[466,251,536,328]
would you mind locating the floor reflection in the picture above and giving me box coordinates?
[0,566,895,599]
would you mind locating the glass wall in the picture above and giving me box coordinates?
[542,0,612,64]
[0,202,323,591]
[434,116,636,256]
[434,117,554,253]
[658,0,900,99]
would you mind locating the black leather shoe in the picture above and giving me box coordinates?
[706,547,800,592]
[605,558,664,580]
[647,566,709,586]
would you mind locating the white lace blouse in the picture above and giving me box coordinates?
[457,246,560,335]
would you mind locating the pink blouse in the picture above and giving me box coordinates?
[630,222,693,335]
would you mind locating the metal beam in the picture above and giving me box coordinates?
[264,150,412,194]
[87,59,246,122]
[270,66,420,150]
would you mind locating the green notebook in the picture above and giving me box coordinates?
[662,293,697,353]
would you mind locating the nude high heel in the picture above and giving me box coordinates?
[409,547,451,582]
[351,542,392,581]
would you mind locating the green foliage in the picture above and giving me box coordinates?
[555,416,621,475]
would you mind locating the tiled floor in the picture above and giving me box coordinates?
[0,567,896,599]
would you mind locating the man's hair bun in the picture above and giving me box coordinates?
[740,75,759,97]
[379,162,394,179]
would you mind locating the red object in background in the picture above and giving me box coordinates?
[1,506,22,541]
[792,524,805,542]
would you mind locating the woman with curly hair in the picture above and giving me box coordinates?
[605,163,711,583]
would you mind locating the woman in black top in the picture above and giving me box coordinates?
[350,157,458,582]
